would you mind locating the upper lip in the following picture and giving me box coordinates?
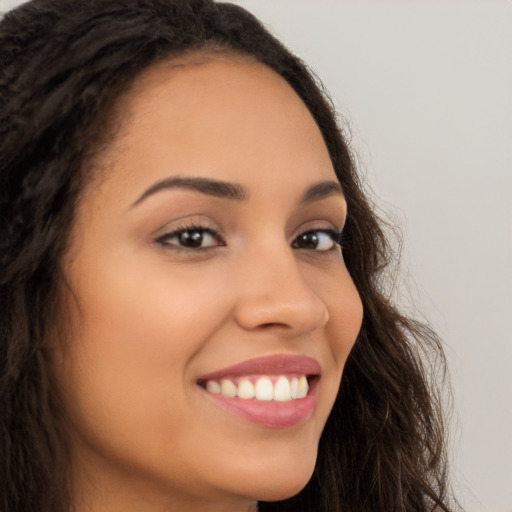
[197,354,321,382]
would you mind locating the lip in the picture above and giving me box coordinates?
[196,354,321,381]
[196,354,320,429]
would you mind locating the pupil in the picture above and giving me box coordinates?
[180,230,203,247]
[298,232,318,249]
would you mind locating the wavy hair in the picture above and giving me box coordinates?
[0,1,454,511]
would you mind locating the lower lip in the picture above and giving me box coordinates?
[199,382,317,429]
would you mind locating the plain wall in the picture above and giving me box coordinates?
[1,0,511,510]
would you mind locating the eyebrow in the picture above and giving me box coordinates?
[131,176,247,207]
[299,180,343,203]
[130,176,343,208]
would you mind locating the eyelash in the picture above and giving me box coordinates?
[155,224,343,253]
[156,223,225,253]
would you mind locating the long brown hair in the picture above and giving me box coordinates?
[0,1,455,511]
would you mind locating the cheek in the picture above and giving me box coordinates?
[317,265,363,359]
[56,255,232,453]
[65,248,230,363]
[332,280,363,360]
[319,269,363,399]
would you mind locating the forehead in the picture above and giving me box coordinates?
[87,55,336,204]
[124,54,315,132]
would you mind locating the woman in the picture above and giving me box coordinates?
[0,1,454,511]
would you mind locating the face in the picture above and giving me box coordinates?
[56,56,363,512]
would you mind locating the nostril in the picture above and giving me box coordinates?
[258,322,289,329]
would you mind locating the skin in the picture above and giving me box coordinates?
[56,55,363,512]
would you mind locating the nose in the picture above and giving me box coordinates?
[233,246,329,335]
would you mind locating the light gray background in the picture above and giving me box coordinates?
[1,0,511,511]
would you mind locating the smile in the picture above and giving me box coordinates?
[201,374,310,401]
[196,355,320,428]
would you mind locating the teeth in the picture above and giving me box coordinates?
[206,380,221,394]
[297,375,309,399]
[204,375,310,401]
[274,376,291,401]
[237,379,256,400]
[290,377,299,399]
[255,376,273,401]
[220,379,237,398]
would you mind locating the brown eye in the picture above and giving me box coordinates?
[157,227,221,250]
[295,232,320,249]
[292,230,340,251]
[178,230,206,248]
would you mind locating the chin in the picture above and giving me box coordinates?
[253,476,311,503]
[225,452,317,503]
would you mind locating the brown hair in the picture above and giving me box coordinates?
[0,1,455,511]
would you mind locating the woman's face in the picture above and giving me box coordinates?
[57,56,363,512]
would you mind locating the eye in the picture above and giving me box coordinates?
[156,226,223,250]
[292,229,342,252]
